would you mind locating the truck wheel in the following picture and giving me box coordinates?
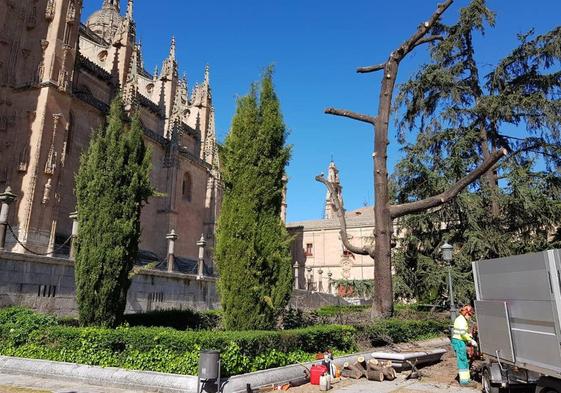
[482,368,500,393]
[536,377,561,393]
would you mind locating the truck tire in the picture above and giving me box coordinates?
[536,377,561,393]
[482,368,500,393]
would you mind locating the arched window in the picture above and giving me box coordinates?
[182,172,192,201]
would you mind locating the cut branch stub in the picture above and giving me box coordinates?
[357,0,453,73]
[325,107,377,125]
[390,148,507,218]
[357,63,386,74]
[315,174,372,256]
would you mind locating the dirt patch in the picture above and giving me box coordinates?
[284,343,481,392]
[288,378,355,393]
[0,387,51,393]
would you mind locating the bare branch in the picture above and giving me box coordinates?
[390,148,507,218]
[356,63,386,74]
[411,35,443,49]
[396,0,453,60]
[315,174,373,256]
[325,108,377,125]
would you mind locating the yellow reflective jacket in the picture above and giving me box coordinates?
[452,314,472,342]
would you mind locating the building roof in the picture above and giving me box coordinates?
[287,206,374,231]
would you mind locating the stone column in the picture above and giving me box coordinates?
[0,186,17,251]
[306,267,313,291]
[293,261,299,290]
[196,234,206,279]
[69,211,78,260]
[166,229,178,272]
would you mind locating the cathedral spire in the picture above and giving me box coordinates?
[169,36,176,61]
[324,160,341,219]
[126,0,134,20]
[103,0,120,12]
[204,64,210,85]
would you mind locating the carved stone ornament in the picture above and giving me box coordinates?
[66,0,76,24]
[42,178,52,204]
[45,0,55,21]
[340,258,352,279]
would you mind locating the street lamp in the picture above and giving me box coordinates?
[440,241,457,322]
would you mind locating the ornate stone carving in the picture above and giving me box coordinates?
[45,0,55,22]
[42,178,52,204]
[66,0,77,24]
[44,114,61,175]
[35,40,48,85]
[27,6,37,29]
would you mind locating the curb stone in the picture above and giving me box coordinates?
[0,337,451,393]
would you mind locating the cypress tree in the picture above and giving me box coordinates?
[75,96,153,327]
[216,68,292,330]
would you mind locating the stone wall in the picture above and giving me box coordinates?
[289,289,350,310]
[0,251,220,316]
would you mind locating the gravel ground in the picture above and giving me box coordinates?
[288,343,479,393]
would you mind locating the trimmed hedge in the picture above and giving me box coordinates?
[0,308,356,376]
[0,308,448,377]
[124,309,222,331]
[361,318,449,346]
[315,305,370,317]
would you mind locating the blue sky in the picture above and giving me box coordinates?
[83,0,561,222]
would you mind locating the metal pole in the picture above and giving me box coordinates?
[448,265,457,322]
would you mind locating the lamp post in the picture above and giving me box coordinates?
[440,241,457,322]
[196,234,206,279]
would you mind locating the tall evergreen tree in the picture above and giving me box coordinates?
[216,68,292,330]
[75,96,153,327]
[393,1,561,304]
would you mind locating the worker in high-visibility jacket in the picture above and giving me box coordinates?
[452,305,478,386]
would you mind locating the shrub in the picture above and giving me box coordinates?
[0,307,57,346]
[0,309,356,376]
[359,318,449,347]
[124,309,222,331]
[315,305,370,317]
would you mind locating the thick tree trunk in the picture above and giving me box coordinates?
[372,59,399,318]
[479,126,501,217]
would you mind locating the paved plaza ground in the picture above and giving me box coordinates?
[0,349,479,393]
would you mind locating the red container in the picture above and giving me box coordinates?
[310,364,328,385]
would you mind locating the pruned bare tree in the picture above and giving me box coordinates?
[316,0,507,317]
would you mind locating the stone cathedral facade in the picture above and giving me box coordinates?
[0,0,222,264]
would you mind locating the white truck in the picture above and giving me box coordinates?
[473,249,561,393]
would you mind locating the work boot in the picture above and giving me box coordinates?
[459,381,478,388]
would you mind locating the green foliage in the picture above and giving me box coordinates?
[124,309,222,331]
[0,307,57,346]
[393,1,561,305]
[74,96,154,327]
[216,67,292,330]
[315,305,370,317]
[359,319,449,347]
[280,307,320,329]
[0,309,355,377]
[333,279,374,298]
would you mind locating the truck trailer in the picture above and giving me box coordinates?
[473,249,561,393]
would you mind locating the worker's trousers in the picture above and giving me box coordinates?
[451,338,470,384]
